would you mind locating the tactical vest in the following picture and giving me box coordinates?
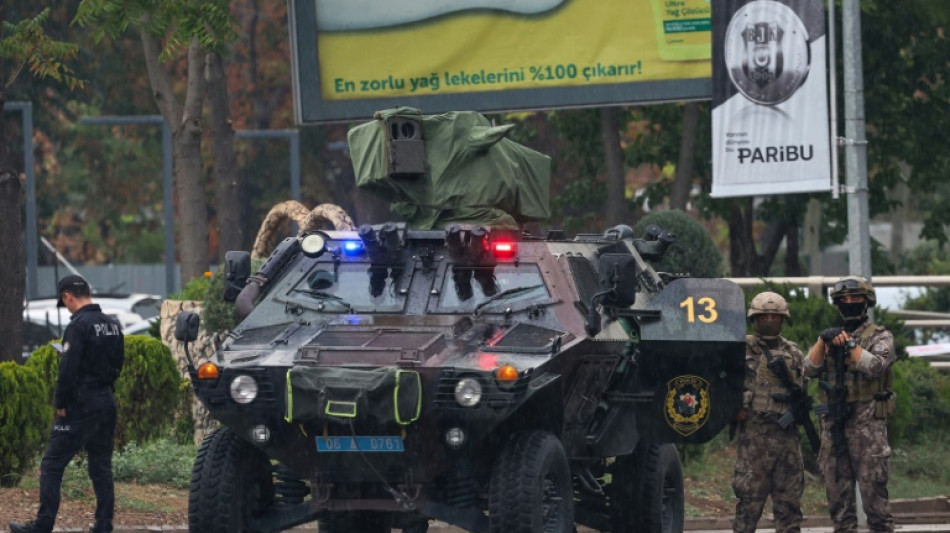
[817,323,893,404]
[746,336,803,415]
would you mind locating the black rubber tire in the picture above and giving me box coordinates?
[607,442,685,533]
[488,430,575,533]
[188,428,275,533]
[318,511,392,533]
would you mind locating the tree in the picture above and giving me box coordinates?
[600,107,627,226]
[74,0,237,285]
[860,0,950,247]
[0,7,82,363]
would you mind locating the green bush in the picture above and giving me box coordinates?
[890,357,950,445]
[0,361,54,487]
[112,439,196,488]
[114,336,183,448]
[19,337,182,452]
[632,209,724,277]
[171,380,196,445]
[25,345,62,405]
[168,269,237,334]
[169,273,213,300]
[201,269,238,334]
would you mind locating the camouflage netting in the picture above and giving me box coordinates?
[348,107,551,230]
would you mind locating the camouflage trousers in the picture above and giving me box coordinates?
[733,414,804,533]
[818,401,894,533]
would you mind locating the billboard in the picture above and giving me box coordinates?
[289,0,715,124]
[710,0,832,197]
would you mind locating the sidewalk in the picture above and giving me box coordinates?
[6,496,949,533]
[4,521,950,533]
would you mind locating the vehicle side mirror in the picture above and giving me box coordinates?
[175,311,200,342]
[223,251,251,303]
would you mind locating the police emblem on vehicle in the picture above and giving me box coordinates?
[665,375,711,436]
[724,0,810,105]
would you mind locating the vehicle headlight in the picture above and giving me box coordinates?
[454,377,483,407]
[445,427,466,448]
[251,425,271,444]
[230,374,259,405]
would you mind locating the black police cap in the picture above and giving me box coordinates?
[56,274,89,307]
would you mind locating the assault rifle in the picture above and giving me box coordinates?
[815,327,852,460]
[761,344,821,454]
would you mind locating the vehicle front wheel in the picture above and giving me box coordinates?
[188,428,275,533]
[608,442,684,533]
[489,430,574,533]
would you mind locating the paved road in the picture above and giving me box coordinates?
[11,520,945,533]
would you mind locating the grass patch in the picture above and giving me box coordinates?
[112,439,196,489]
[890,438,950,499]
[115,490,179,513]
[681,434,950,518]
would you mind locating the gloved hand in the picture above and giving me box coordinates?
[820,327,843,345]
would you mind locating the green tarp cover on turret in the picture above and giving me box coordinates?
[348,107,551,230]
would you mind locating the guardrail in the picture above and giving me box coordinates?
[725,275,950,328]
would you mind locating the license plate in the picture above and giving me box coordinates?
[316,436,404,453]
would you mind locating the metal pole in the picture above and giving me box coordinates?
[4,102,39,299]
[234,129,302,202]
[78,115,176,295]
[161,121,175,294]
[290,130,301,202]
[828,0,841,200]
[842,0,872,281]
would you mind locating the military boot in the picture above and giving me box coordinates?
[9,521,52,533]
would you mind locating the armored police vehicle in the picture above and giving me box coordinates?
[175,108,747,533]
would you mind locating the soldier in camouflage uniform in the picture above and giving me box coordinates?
[733,291,806,533]
[806,276,896,533]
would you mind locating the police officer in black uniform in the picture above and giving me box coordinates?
[11,275,125,533]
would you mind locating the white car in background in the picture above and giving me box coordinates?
[22,293,162,357]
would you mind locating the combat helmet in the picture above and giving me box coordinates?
[747,291,790,320]
[830,276,876,306]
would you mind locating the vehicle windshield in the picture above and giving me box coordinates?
[283,262,408,313]
[430,264,550,313]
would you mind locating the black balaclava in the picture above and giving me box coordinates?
[837,300,868,332]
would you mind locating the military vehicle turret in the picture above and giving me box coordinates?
[175,108,747,533]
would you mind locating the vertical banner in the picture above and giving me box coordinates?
[711,0,831,197]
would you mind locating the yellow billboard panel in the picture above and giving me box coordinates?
[290,0,713,123]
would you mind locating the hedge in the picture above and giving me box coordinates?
[0,361,54,487]
[632,209,725,278]
[0,335,184,487]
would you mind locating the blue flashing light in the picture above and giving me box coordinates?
[342,241,364,254]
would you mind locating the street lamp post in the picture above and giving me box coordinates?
[4,102,39,299]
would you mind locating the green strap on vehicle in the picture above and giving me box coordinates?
[326,400,358,418]
[394,369,422,425]
[285,369,294,423]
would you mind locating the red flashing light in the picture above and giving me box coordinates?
[493,242,517,259]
